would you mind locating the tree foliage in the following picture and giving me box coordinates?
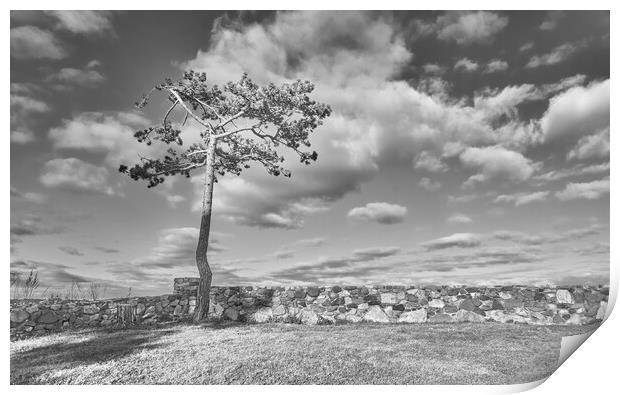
[119,72,332,187]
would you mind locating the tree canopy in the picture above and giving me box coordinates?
[119,72,332,187]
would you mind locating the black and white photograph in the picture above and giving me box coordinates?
[9,6,613,388]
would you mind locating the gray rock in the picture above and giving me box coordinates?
[38,311,60,324]
[556,289,573,304]
[456,309,485,323]
[273,305,286,316]
[428,299,445,309]
[11,310,29,323]
[253,307,273,323]
[83,305,100,314]
[300,309,319,325]
[398,309,427,323]
[224,307,240,321]
[363,305,390,323]
[380,293,396,305]
[345,314,363,323]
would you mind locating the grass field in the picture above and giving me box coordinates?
[10,322,598,385]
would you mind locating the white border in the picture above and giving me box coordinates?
[5,2,617,395]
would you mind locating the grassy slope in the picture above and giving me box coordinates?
[10,322,598,385]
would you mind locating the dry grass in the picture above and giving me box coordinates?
[10,321,598,385]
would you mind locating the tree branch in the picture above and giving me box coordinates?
[167,88,212,130]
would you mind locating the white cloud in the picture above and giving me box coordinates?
[541,79,609,143]
[494,191,550,206]
[459,146,537,188]
[534,162,609,182]
[418,177,441,191]
[49,112,151,166]
[447,213,473,224]
[421,63,446,75]
[485,59,508,73]
[10,26,66,60]
[526,42,584,68]
[567,128,609,161]
[39,157,116,195]
[46,63,105,89]
[421,233,481,250]
[454,57,479,72]
[414,151,448,172]
[556,179,610,201]
[11,83,52,144]
[45,11,114,36]
[519,42,534,52]
[434,11,508,45]
[347,202,408,225]
[539,11,565,31]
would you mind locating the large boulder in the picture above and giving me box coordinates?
[456,309,485,323]
[556,289,573,304]
[380,293,396,305]
[38,311,60,324]
[11,310,29,324]
[398,309,427,323]
[300,309,319,325]
[253,307,273,323]
[428,299,445,309]
[363,305,390,323]
[224,307,239,321]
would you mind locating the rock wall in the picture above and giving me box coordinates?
[10,278,609,339]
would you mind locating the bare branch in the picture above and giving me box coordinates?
[167,88,212,130]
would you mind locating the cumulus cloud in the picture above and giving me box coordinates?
[567,128,609,161]
[46,62,105,89]
[526,41,585,68]
[49,112,151,166]
[421,233,482,250]
[494,191,550,206]
[540,79,609,144]
[485,59,508,73]
[519,42,534,52]
[347,202,408,224]
[447,213,473,224]
[418,177,441,191]
[459,146,537,188]
[11,83,51,143]
[454,57,479,72]
[180,11,541,229]
[10,25,66,60]
[45,11,115,36]
[434,11,508,45]
[556,179,610,201]
[539,11,565,31]
[39,157,116,195]
[414,151,448,172]
[421,63,447,75]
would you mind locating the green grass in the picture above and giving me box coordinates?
[10,322,598,385]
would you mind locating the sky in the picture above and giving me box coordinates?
[10,10,610,297]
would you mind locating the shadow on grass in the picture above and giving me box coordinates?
[11,327,179,384]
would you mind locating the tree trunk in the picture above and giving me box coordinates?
[194,136,217,322]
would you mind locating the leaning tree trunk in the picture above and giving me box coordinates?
[194,137,217,322]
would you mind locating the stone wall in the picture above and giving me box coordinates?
[10,278,609,339]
